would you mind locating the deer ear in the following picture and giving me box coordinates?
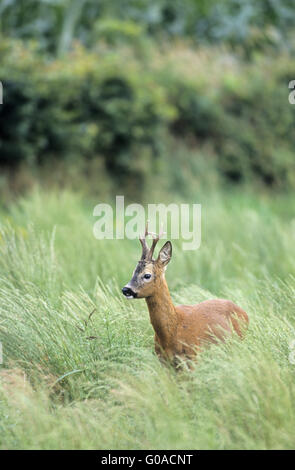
[157,241,172,266]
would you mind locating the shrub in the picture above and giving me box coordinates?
[1,39,295,190]
[0,40,174,180]
[154,45,295,189]
[217,62,295,187]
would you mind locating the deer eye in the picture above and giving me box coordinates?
[143,273,151,280]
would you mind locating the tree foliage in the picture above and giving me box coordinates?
[0,0,294,55]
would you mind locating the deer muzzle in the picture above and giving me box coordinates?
[122,286,137,299]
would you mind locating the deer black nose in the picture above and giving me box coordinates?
[122,287,136,298]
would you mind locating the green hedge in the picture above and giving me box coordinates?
[155,46,295,189]
[1,39,295,189]
[0,40,174,178]
[164,54,295,188]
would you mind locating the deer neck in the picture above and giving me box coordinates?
[145,276,178,349]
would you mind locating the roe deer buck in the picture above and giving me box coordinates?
[122,222,249,365]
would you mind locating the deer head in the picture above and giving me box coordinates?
[122,221,172,299]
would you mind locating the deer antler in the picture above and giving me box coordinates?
[148,223,165,260]
[139,221,166,260]
[139,220,150,260]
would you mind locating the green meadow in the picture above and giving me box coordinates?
[0,187,295,449]
[1,0,295,452]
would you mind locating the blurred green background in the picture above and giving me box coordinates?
[1,0,295,198]
[1,0,295,451]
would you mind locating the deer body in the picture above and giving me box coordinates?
[122,223,249,365]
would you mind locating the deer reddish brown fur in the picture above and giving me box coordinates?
[122,222,249,365]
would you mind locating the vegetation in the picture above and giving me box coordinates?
[1,38,295,192]
[1,0,295,55]
[0,188,295,449]
[0,0,295,451]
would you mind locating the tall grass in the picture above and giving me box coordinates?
[0,187,295,449]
